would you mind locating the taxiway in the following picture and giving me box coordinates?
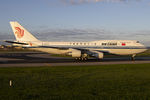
[0,52,150,67]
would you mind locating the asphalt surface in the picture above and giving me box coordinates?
[1,52,150,67]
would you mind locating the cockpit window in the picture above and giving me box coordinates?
[136,41,140,43]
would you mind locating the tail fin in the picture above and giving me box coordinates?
[10,21,39,42]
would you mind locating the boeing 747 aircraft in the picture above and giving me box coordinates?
[5,21,148,60]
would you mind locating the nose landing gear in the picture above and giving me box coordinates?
[131,54,136,60]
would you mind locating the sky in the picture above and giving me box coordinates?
[0,0,150,45]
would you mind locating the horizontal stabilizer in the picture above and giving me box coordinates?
[4,40,28,45]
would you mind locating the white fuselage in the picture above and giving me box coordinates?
[29,40,147,56]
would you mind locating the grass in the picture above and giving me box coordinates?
[137,49,150,56]
[1,64,150,100]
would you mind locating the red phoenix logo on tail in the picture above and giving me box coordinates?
[15,27,24,38]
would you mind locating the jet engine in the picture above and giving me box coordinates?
[92,51,104,59]
[69,49,81,57]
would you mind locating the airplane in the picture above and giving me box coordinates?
[4,21,148,60]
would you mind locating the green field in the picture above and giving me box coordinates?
[1,64,150,100]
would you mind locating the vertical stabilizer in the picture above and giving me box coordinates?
[10,21,39,42]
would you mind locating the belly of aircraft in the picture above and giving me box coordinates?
[103,49,147,55]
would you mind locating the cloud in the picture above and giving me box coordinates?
[0,33,14,40]
[0,32,14,45]
[60,0,141,5]
[33,28,123,42]
[0,28,149,46]
[32,28,150,46]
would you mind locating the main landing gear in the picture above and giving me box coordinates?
[75,57,88,61]
[75,53,88,61]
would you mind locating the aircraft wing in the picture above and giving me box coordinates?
[27,45,110,54]
[27,45,108,52]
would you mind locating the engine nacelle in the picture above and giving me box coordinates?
[92,51,104,59]
[69,49,81,58]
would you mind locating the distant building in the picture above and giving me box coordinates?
[0,45,6,49]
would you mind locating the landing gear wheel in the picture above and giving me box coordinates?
[75,57,88,61]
